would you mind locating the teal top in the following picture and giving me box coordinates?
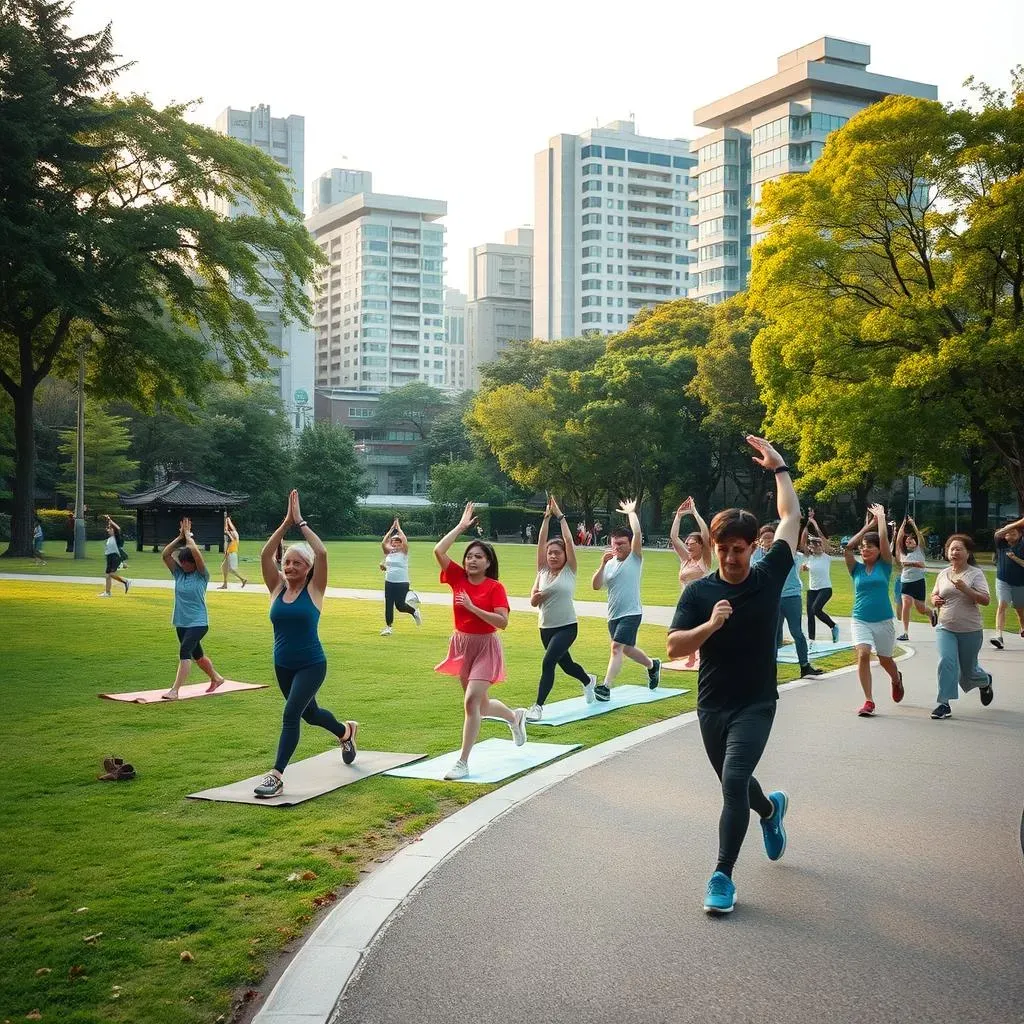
[604,552,643,619]
[172,565,209,628]
[781,561,803,598]
[270,585,326,668]
[851,560,894,622]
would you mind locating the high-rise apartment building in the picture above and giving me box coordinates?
[466,227,533,386]
[534,121,696,340]
[311,168,373,216]
[689,38,937,304]
[444,288,467,392]
[214,104,314,428]
[305,174,448,391]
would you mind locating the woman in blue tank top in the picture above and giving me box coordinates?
[253,490,357,799]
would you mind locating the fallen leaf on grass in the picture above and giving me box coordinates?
[179,951,194,963]
[82,933,102,944]
[253,864,263,871]
[68,966,86,978]
[312,891,338,909]
[300,870,317,881]
[26,1011,42,1020]
[74,907,88,913]
[34,968,51,976]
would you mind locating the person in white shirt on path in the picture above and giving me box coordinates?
[893,516,937,641]
[800,510,839,644]
[378,518,422,636]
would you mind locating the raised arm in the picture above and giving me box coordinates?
[552,496,577,573]
[994,515,1024,542]
[161,520,186,572]
[380,519,396,555]
[893,518,908,565]
[746,436,800,555]
[393,518,409,552]
[844,510,874,574]
[907,516,924,549]
[536,499,552,571]
[180,517,207,575]
[434,502,476,570]
[869,504,892,563]
[668,502,688,561]
[261,497,293,595]
[618,498,643,559]
[290,491,328,597]
[806,509,827,539]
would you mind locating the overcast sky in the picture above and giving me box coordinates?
[70,0,1024,290]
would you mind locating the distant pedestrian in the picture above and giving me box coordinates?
[844,505,903,717]
[667,435,797,916]
[32,517,46,565]
[160,517,226,700]
[592,521,603,547]
[930,534,993,719]
[520,522,528,544]
[378,517,422,635]
[434,502,526,780]
[526,495,596,720]
[669,496,712,669]
[218,514,248,589]
[98,515,130,597]
[893,516,936,641]
[990,515,1024,649]
[65,505,75,553]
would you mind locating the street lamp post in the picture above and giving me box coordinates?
[74,344,86,559]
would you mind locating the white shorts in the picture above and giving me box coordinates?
[851,617,896,657]
[227,552,238,571]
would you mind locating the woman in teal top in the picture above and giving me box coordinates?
[160,518,226,700]
[844,504,903,717]
[253,491,357,799]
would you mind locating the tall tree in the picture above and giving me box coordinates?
[370,381,447,441]
[291,421,368,537]
[478,336,606,391]
[427,460,504,509]
[748,80,1024,507]
[0,1,322,555]
[57,397,138,512]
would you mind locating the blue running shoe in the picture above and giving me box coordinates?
[831,624,840,644]
[760,790,788,861]
[703,871,736,914]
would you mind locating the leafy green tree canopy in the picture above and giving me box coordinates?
[57,397,138,512]
[292,421,369,538]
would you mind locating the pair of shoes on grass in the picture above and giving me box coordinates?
[98,755,135,781]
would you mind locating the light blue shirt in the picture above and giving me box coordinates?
[851,560,894,622]
[604,552,643,619]
[755,546,801,597]
[172,565,210,628]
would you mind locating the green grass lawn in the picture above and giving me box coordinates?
[0,579,857,1023]
[9,539,1001,627]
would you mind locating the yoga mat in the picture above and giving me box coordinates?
[188,749,426,806]
[662,656,699,672]
[776,639,856,663]
[99,680,267,704]
[383,737,581,783]
[529,683,688,726]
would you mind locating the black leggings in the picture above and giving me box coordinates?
[384,580,416,626]
[176,625,208,660]
[806,588,836,640]
[537,623,591,705]
[273,662,346,773]
[698,702,776,877]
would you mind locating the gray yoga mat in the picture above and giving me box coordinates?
[384,738,582,783]
[187,749,426,806]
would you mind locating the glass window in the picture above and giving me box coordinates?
[582,163,602,176]
[650,153,671,167]
[605,146,625,160]
[582,180,603,192]
[422,229,443,244]
[627,150,650,164]
[423,246,442,259]
[582,196,602,209]
[581,144,602,158]
[363,224,388,239]
[581,279,602,291]
[582,213,602,225]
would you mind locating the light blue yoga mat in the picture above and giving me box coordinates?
[530,683,688,726]
[777,639,855,663]
[383,737,581,784]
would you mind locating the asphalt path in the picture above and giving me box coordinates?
[338,642,1024,1024]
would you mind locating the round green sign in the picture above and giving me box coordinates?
[294,389,309,404]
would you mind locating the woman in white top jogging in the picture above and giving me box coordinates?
[379,518,422,635]
[527,496,596,721]
[800,510,839,644]
[99,515,130,597]
[893,516,936,641]
[669,496,712,668]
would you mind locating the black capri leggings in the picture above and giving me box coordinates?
[698,701,776,877]
[176,625,208,660]
[273,662,347,774]
[384,580,416,626]
[806,587,836,640]
[536,623,591,705]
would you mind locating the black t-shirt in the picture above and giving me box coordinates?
[669,540,794,712]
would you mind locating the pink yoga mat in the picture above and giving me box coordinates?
[662,654,700,672]
[99,680,267,704]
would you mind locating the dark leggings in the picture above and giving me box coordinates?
[698,702,776,877]
[384,580,416,626]
[176,625,208,660]
[806,588,836,640]
[537,623,591,705]
[273,662,346,773]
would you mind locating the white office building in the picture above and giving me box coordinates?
[444,288,467,392]
[466,227,533,386]
[534,121,696,340]
[311,168,373,216]
[305,174,448,390]
[689,38,938,304]
[214,104,314,428]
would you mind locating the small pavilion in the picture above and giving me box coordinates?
[119,476,248,552]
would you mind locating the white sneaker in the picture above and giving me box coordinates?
[511,707,528,746]
[380,626,392,636]
[443,759,469,780]
[97,592,111,598]
[412,609,422,627]
[583,673,597,704]
[526,703,543,722]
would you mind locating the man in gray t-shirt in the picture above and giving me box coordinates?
[591,499,661,701]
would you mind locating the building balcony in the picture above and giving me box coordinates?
[628,169,672,184]
[629,269,673,282]
[627,219,673,232]
[627,235,674,250]
[627,251,672,264]
[392,245,420,258]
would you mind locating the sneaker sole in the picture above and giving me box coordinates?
[703,902,736,914]
[857,709,875,717]
[930,711,951,719]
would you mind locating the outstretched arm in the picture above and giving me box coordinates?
[261,498,293,595]
[291,491,328,597]
[844,510,874,575]
[536,500,552,571]
[746,436,800,555]
[995,515,1024,542]
[870,504,892,564]
[434,502,476,570]
[668,503,688,561]
[161,521,186,572]
[552,496,578,573]
[893,519,907,566]
[180,517,207,575]
[618,499,643,559]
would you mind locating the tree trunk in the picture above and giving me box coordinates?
[4,384,36,557]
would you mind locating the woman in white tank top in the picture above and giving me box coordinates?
[669,497,712,668]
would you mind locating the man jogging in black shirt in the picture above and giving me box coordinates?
[667,435,798,914]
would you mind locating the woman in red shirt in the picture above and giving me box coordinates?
[434,502,527,780]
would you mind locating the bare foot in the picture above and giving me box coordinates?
[205,677,226,693]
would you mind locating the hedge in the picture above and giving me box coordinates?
[34,508,135,542]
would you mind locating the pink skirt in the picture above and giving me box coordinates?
[435,631,506,684]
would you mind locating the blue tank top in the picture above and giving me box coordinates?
[270,586,326,668]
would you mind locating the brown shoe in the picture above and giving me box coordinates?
[98,763,135,781]
[102,756,125,774]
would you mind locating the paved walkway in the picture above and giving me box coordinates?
[331,642,1023,1024]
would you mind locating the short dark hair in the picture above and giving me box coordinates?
[463,540,500,579]
[609,527,632,540]
[684,532,705,548]
[944,533,977,564]
[710,508,759,545]
[898,532,918,553]
[862,531,881,548]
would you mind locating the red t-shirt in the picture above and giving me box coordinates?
[440,561,509,634]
